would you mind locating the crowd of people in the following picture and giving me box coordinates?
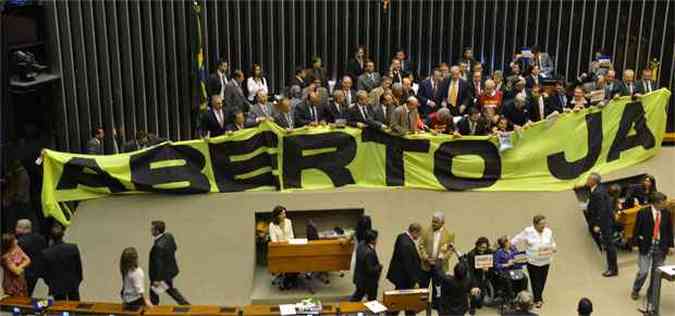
[197,46,660,141]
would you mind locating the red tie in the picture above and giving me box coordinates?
[653,211,661,241]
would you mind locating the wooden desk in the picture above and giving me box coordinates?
[267,240,354,274]
[0,297,33,312]
[47,301,142,315]
[242,304,338,316]
[336,302,369,314]
[616,200,675,241]
[144,305,238,316]
[383,289,429,313]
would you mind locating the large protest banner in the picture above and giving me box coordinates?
[42,89,670,225]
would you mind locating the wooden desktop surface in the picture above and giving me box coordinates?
[144,305,239,316]
[48,301,142,315]
[0,296,33,310]
[242,302,367,316]
[267,239,354,274]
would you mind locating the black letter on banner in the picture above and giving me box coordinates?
[130,144,210,194]
[607,101,656,161]
[209,131,279,192]
[361,128,430,186]
[283,132,356,188]
[56,158,127,192]
[433,140,501,190]
[547,112,603,179]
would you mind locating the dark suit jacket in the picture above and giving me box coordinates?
[633,207,674,255]
[225,123,246,132]
[346,58,365,80]
[207,72,228,97]
[202,108,228,137]
[587,186,615,237]
[42,241,83,295]
[324,102,349,123]
[502,102,530,127]
[289,76,308,89]
[309,67,328,86]
[526,95,556,122]
[273,111,295,129]
[432,264,475,316]
[294,102,326,127]
[441,79,471,116]
[605,80,622,99]
[353,242,382,291]
[525,74,545,89]
[223,80,250,114]
[636,79,658,94]
[386,233,421,288]
[17,233,47,279]
[417,79,446,116]
[149,233,180,282]
[370,103,394,126]
[456,117,489,136]
[619,81,637,96]
[549,92,569,111]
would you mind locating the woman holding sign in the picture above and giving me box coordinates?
[511,215,557,308]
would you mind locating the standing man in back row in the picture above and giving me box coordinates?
[149,221,189,305]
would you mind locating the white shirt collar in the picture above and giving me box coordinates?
[153,233,165,241]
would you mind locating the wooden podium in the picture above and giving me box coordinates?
[383,289,430,314]
[267,239,354,274]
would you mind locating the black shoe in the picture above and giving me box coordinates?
[602,270,618,277]
[631,291,639,300]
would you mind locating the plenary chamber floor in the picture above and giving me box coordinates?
[32,147,675,316]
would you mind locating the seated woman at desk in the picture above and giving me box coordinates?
[494,235,528,302]
[269,205,294,242]
[268,206,298,290]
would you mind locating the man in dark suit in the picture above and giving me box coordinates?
[246,91,275,127]
[636,68,658,95]
[338,76,358,107]
[549,80,569,110]
[457,107,489,136]
[619,69,637,96]
[272,98,295,129]
[42,223,83,301]
[444,66,471,116]
[325,90,349,123]
[417,68,445,117]
[15,219,47,296]
[357,60,381,92]
[294,91,326,127]
[351,230,382,302]
[502,94,530,127]
[123,131,149,152]
[469,71,485,106]
[457,48,478,71]
[387,223,422,316]
[149,221,189,305]
[87,128,105,155]
[630,192,673,310]
[348,90,384,129]
[585,173,618,277]
[201,95,228,137]
[289,66,308,89]
[224,70,250,114]
[395,50,415,76]
[525,65,544,89]
[207,58,229,98]
[527,85,557,122]
[604,70,622,99]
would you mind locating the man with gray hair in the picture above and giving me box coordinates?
[502,93,530,127]
[585,172,618,277]
[503,291,538,315]
[390,96,420,135]
[425,107,457,134]
[418,212,455,305]
[15,219,48,296]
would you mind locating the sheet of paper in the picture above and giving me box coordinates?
[279,304,296,316]
[151,281,169,295]
[364,301,387,314]
[474,254,494,269]
[288,238,308,245]
[658,265,675,276]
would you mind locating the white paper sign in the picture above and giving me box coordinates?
[474,254,494,269]
[536,246,554,259]
[590,89,606,103]
[288,238,308,245]
[279,304,297,316]
[364,301,387,314]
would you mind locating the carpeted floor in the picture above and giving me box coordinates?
[30,147,675,315]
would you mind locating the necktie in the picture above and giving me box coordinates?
[475,81,481,95]
[311,107,317,123]
[449,81,458,106]
[287,113,293,128]
[470,120,476,134]
[432,81,438,97]
[653,211,661,241]
[407,111,414,131]
[216,110,223,127]
[646,81,652,92]
[360,106,367,120]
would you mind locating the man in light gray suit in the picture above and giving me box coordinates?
[390,96,420,136]
[87,128,104,155]
[245,91,275,127]
[224,70,250,114]
[357,60,381,93]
